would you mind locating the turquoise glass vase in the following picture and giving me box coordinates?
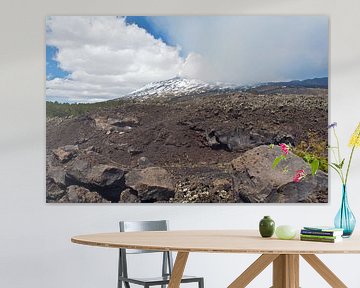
[334,185,356,237]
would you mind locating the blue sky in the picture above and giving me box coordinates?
[46,16,328,103]
[46,46,69,80]
[125,16,172,45]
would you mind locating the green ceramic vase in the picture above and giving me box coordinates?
[259,216,275,238]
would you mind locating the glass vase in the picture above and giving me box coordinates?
[334,185,356,237]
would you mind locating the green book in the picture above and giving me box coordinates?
[300,234,339,240]
[303,226,344,233]
[300,236,342,243]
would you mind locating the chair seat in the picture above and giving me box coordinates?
[119,274,203,285]
[118,221,204,287]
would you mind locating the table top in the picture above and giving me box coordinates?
[71,230,360,254]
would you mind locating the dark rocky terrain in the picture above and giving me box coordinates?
[46,83,328,203]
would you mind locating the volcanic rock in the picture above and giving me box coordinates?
[47,166,67,188]
[127,146,143,156]
[52,145,79,163]
[63,185,110,203]
[125,167,175,202]
[273,134,296,146]
[137,156,153,168]
[46,148,126,202]
[206,129,261,152]
[119,189,140,203]
[271,172,328,203]
[109,116,139,127]
[231,145,328,203]
[95,116,139,132]
[46,179,66,201]
[66,162,125,201]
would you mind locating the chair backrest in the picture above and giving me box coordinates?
[119,220,169,254]
[120,220,168,232]
[118,220,174,283]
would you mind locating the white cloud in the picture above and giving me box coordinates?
[46,16,192,103]
[179,52,215,80]
[46,16,328,103]
[150,16,329,85]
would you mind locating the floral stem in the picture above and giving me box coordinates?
[334,127,342,163]
[345,130,360,185]
[333,127,346,184]
[329,163,345,183]
[331,148,339,165]
[345,145,356,185]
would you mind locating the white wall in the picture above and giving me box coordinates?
[1,0,360,287]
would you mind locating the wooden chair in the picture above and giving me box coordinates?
[118,220,204,288]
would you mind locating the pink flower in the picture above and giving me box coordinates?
[293,169,306,183]
[279,143,289,155]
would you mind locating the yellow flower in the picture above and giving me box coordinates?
[349,122,360,147]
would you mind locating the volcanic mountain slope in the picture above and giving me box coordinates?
[265,77,328,89]
[125,76,239,99]
[125,76,328,100]
[46,79,328,204]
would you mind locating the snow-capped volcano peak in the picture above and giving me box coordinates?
[126,77,237,99]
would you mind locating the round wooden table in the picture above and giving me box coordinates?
[72,230,360,288]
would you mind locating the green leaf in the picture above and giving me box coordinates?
[339,159,345,169]
[329,163,341,173]
[310,159,319,175]
[303,154,312,163]
[272,156,284,169]
[332,160,345,169]
[269,144,275,149]
[332,162,341,169]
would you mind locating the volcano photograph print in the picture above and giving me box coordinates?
[46,16,329,203]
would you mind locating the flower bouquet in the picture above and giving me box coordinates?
[329,122,360,237]
[271,122,360,236]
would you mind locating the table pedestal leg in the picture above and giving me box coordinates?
[272,254,299,288]
[168,252,189,288]
[301,254,347,288]
[228,253,349,288]
[228,254,279,288]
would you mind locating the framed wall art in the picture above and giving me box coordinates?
[46,16,328,203]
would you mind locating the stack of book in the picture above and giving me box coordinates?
[300,226,344,243]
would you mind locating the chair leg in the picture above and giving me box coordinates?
[199,278,204,288]
[118,278,130,288]
[161,252,168,288]
[118,250,122,288]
